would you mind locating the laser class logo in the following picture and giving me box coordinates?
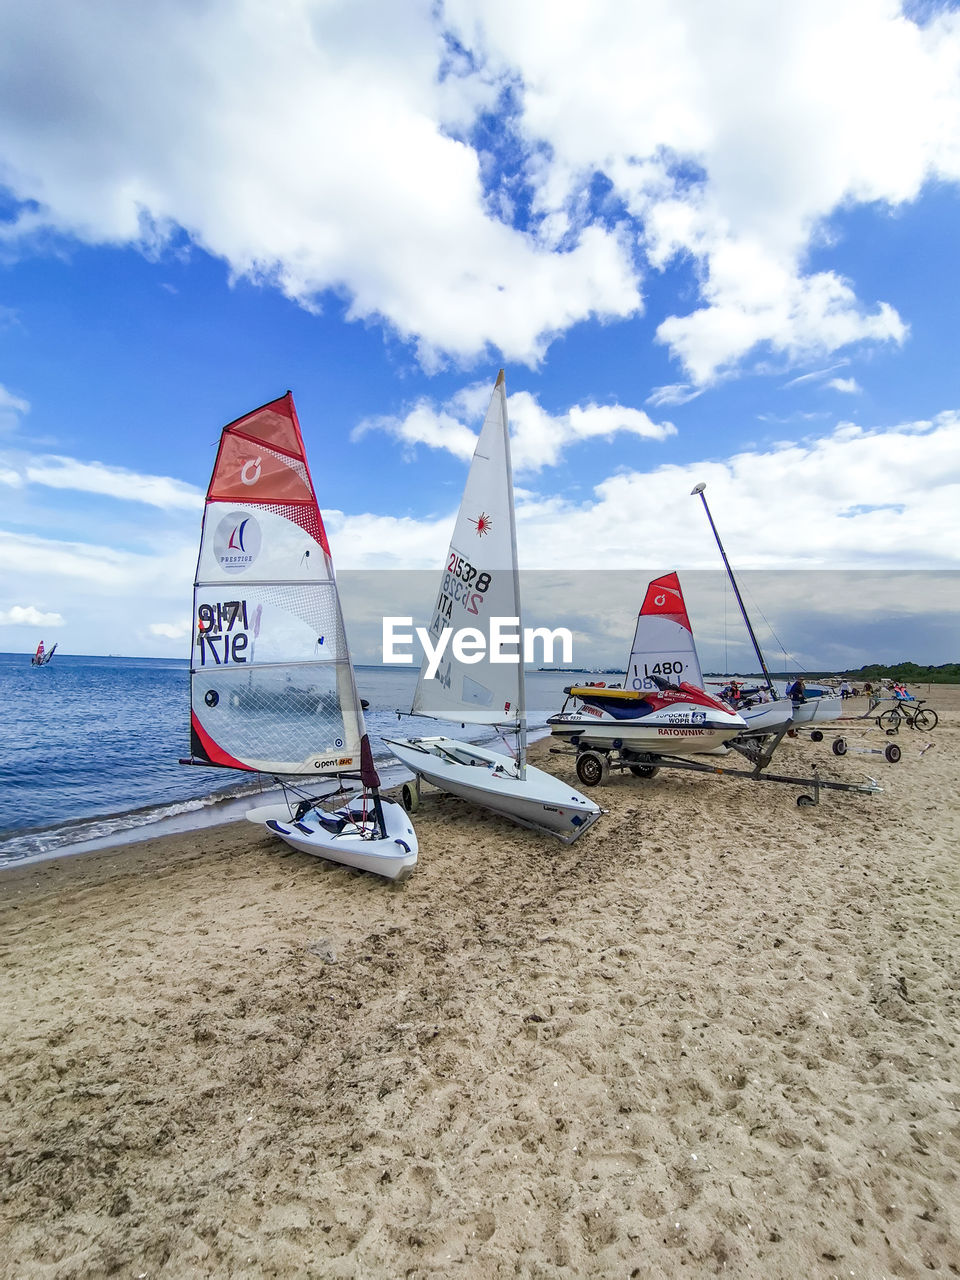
[470,512,492,537]
[213,511,262,574]
[241,457,262,486]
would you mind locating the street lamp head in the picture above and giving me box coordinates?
[691,482,706,495]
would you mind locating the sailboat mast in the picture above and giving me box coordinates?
[498,369,527,778]
[690,483,777,697]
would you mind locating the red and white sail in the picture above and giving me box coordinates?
[189,393,376,781]
[625,572,704,692]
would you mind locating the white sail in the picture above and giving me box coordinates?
[411,371,524,729]
[625,573,704,692]
[188,394,373,781]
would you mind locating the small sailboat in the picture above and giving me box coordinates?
[383,371,602,843]
[690,483,840,728]
[181,392,417,880]
[30,640,57,666]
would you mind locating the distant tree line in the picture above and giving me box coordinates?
[703,662,958,684]
[826,662,959,684]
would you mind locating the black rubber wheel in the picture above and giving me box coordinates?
[878,709,901,733]
[628,764,660,779]
[796,794,816,808]
[913,708,938,731]
[576,751,609,787]
[884,743,902,763]
[831,737,847,756]
[810,729,824,743]
[401,782,419,813]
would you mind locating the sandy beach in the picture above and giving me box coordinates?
[2,691,959,1278]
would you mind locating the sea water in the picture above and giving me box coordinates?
[0,653,576,867]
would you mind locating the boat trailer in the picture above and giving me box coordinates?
[551,725,882,807]
[783,727,906,762]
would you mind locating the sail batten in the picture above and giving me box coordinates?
[188,393,369,779]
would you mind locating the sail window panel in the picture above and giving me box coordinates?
[192,663,359,774]
[194,583,348,667]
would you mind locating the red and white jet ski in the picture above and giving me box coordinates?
[548,677,746,755]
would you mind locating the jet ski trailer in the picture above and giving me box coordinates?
[551,710,881,807]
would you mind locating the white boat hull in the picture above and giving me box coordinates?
[247,795,418,880]
[383,736,602,843]
[549,719,741,754]
[738,700,794,734]
[789,695,844,725]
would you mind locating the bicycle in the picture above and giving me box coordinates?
[876,698,938,734]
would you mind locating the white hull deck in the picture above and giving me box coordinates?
[383,736,602,843]
[738,700,794,735]
[548,717,742,756]
[247,795,418,880]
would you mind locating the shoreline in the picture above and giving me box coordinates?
[0,727,555,873]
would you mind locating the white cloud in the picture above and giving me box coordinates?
[0,0,638,368]
[0,604,64,626]
[0,382,29,433]
[149,620,191,640]
[646,385,704,408]
[356,382,676,471]
[328,411,960,573]
[827,377,862,394]
[19,454,203,510]
[0,384,29,414]
[1,2,958,375]
[445,0,959,377]
[782,361,849,388]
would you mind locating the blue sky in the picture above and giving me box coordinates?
[1,0,958,666]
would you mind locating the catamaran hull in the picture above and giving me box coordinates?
[548,717,742,755]
[790,695,844,725]
[738,701,794,734]
[384,737,602,843]
[247,796,418,880]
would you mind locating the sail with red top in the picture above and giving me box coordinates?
[186,392,377,782]
[34,641,44,663]
[625,571,704,692]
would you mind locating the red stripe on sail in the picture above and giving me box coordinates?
[191,711,255,772]
[206,392,330,554]
[639,572,692,632]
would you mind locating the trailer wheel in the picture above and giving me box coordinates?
[401,782,419,813]
[884,743,902,764]
[831,737,847,756]
[576,751,609,788]
[796,794,816,807]
[629,764,660,779]
[810,729,824,743]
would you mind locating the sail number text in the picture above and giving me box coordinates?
[197,599,250,665]
[630,660,688,691]
[429,548,492,636]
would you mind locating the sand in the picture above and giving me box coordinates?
[2,689,959,1278]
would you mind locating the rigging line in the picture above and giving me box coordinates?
[737,579,806,674]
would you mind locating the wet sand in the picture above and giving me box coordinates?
[2,689,959,1277]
